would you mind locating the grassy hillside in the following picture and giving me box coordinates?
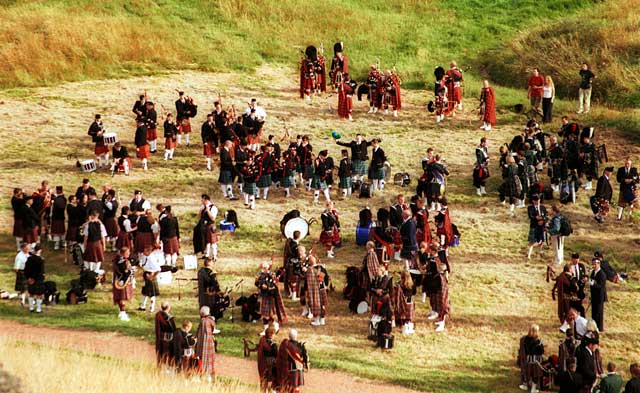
[0,0,597,90]
[478,0,640,106]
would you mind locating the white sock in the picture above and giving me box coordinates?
[141,296,148,308]
[20,293,26,304]
[617,207,624,220]
[164,150,170,160]
[177,134,182,145]
[342,189,348,197]
[323,188,331,202]
[256,188,261,198]
[16,238,22,252]
[226,185,233,199]
[142,159,148,170]
[221,184,228,198]
[244,194,249,205]
[149,297,156,312]
[185,134,190,145]
[527,246,534,259]
[171,254,178,266]
[36,298,42,312]
[150,140,156,151]
[250,195,256,209]
[207,158,212,171]
[96,156,102,168]
[263,187,269,199]
[285,187,291,197]
[205,244,211,258]
[169,149,174,159]
[313,191,320,203]
[379,180,385,191]
[28,297,35,310]
[211,244,218,259]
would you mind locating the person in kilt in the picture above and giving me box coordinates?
[154,301,177,368]
[83,210,107,273]
[474,137,490,196]
[219,140,237,200]
[257,324,279,392]
[394,270,415,334]
[202,113,216,171]
[526,195,547,260]
[159,205,180,267]
[499,154,522,213]
[337,149,353,197]
[517,324,545,392]
[20,196,40,250]
[276,329,306,393]
[256,261,288,334]
[12,188,25,252]
[298,136,314,191]
[337,72,356,121]
[306,255,327,327]
[163,113,178,161]
[50,186,67,251]
[369,138,387,194]
[616,157,639,220]
[336,133,370,183]
[281,146,297,198]
[113,247,134,321]
[235,140,250,194]
[479,80,496,131]
[134,210,158,258]
[593,166,614,223]
[311,150,332,204]
[139,245,161,313]
[24,245,45,313]
[319,201,340,258]
[195,306,218,380]
[382,69,402,118]
[256,144,275,200]
[115,206,135,250]
[13,242,30,307]
[241,153,259,210]
[370,264,393,320]
[424,244,450,332]
[175,320,197,374]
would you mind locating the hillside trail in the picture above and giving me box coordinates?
[0,319,421,393]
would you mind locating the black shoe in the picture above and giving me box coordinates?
[138,307,146,311]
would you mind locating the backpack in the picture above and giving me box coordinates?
[559,215,573,237]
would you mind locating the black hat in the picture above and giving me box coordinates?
[95,114,101,119]
[55,186,63,193]
[24,195,33,202]
[513,104,525,114]
[591,257,601,264]
[178,91,184,96]
[319,150,328,157]
[82,178,90,184]
[605,166,614,173]
[341,149,348,154]
[268,134,275,140]
[134,190,142,195]
[250,98,257,103]
[594,250,603,258]
[531,194,540,201]
[34,244,42,252]
[333,41,344,54]
[571,253,580,259]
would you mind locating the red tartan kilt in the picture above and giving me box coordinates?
[84,240,104,263]
[205,224,218,244]
[165,137,177,150]
[116,231,132,250]
[66,225,78,242]
[104,217,118,238]
[389,95,400,108]
[115,157,132,172]
[319,288,328,311]
[452,86,461,102]
[301,78,314,92]
[95,144,109,155]
[338,95,352,118]
[247,133,261,145]
[137,144,150,159]
[146,127,157,141]
[203,142,214,156]
[113,283,133,304]
[23,227,38,244]
[163,237,180,255]
[13,219,22,237]
[51,219,66,235]
[135,232,156,253]
[319,230,340,247]
[179,119,191,134]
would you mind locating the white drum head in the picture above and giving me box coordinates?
[408,269,422,275]
[357,300,369,314]
[284,217,308,240]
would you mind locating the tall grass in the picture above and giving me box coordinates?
[0,338,257,393]
[478,0,640,106]
[0,0,598,91]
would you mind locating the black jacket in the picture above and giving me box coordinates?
[135,125,148,147]
[590,269,607,304]
[576,346,597,386]
[160,216,180,240]
[555,370,584,393]
[595,175,613,201]
[336,140,370,161]
[527,204,547,228]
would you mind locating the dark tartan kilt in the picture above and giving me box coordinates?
[142,277,160,297]
[286,369,305,388]
[23,227,38,244]
[13,219,22,237]
[619,188,638,207]
[429,276,450,317]
[319,288,328,315]
[84,240,105,262]
[303,165,314,180]
[28,280,45,296]
[218,170,234,184]
[528,226,544,244]
[51,219,66,235]
[260,293,276,318]
[165,137,177,150]
[205,224,218,244]
[163,236,180,255]
[66,225,78,242]
[427,181,442,196]
[15,271,26,292]
[116,231,132,250]
[397,300,415,322]
[281,175,295,187]
[257,174,272,188]
[104,217,118,238]
[203,141,214,157]
[526,357,544,382]
[296,163,304,174]
[339,176,352,189]
[370,167,385,180]
[244,181,257,195]
[352,160,367,175]
[135,232,156,253]
[95,144,109,155]
[137,144,150,159]
[311,175,327,190]
[147,127,158,141]
[113,283,133,304]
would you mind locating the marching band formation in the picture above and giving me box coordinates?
[6,40,640,393]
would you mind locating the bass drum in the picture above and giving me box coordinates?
[284,217,309,240]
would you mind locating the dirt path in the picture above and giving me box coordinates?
[0,319,421,393]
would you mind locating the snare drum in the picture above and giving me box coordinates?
[103,132,118,145]
[183,348,194,357]
[219,220,235,232]
[157,271,172,285]
[356,300,369,314]
[81,159,96,173]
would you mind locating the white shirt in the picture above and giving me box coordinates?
[129,198,151,211]
[574,316,588,338]
[245,105,267,120]
[120,216,133,232]
[83,221,107,238]
[203,202,218,221]
[542,86,554,99]
[140,252,161,273]
[14,251,29,270]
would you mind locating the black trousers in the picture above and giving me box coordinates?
[591,300,604,331]
[542,98,553,123]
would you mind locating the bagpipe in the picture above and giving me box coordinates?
[257,271,279,296]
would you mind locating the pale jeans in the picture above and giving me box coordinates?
[578,87,592,112]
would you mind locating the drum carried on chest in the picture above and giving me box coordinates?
[103,132,118,146]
